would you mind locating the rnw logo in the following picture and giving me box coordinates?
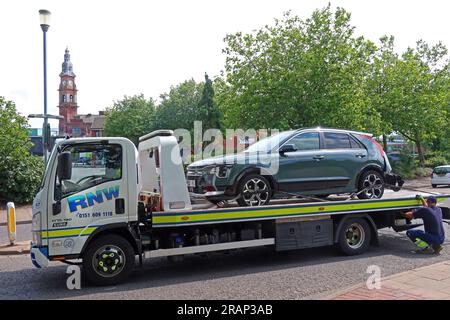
[67,186,119,212]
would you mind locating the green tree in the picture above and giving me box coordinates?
[155,79,204,131]
[0,97,44,203]
[370,39,449,166]
[104,94,157,145]
[217,5,381,132]
[198,73,221,130]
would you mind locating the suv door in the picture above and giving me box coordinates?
[319,131,368,190]
[275,131,327,191]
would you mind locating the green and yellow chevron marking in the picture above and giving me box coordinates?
[152,196,450,226]
[41,226,97,239]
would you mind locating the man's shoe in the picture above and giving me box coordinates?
[432,244,444,255]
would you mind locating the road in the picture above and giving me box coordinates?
[0,184,449,300]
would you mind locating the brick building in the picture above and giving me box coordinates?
[58,48,105,137]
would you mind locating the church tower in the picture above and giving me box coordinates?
[58,48,78,135]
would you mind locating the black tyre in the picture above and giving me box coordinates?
[236,174,272,207]
[357,170,385,199]
[82,234,135,286]
[432,184,437,188]
[337,217,371,256]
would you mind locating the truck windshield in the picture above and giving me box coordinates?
[57,144,122,198]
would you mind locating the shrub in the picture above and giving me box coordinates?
[424,155,448,169]
[0,97,45,203]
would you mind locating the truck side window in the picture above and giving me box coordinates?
[57,144,122,198]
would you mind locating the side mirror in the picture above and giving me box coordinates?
[279,144,297,154]
[57,151,72,181]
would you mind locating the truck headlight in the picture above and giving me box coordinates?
[32,212,42,245]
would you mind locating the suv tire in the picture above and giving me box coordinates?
[357,170,385,199]
[236,174,272,207]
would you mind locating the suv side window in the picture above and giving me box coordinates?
[289,132,320,150]
[323,132,351,149]
[56,144,122,199]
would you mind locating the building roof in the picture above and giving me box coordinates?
[91,115,106,130]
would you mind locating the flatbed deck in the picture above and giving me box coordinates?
[152,194,450,227]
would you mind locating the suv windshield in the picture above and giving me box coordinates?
[245,131,294,153]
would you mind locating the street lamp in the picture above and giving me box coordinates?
[39,9,51,164]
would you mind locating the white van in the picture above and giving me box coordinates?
[432,165,450,188]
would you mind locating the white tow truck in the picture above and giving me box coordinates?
[31,130,450,285]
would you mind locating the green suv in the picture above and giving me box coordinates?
[187,128,402,206]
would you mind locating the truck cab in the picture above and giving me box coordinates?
[31,137,139,268]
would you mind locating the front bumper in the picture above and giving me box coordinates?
[30,243,49,268]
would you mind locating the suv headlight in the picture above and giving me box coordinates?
[209,165,233,178]
[32,212,42,245]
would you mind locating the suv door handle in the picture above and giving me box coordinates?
[313,155,325,160]
[355,153,366,158]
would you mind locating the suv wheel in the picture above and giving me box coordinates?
[236,174,271,207]
[357,170,384,199]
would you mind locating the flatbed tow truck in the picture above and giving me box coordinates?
[30,130,450,285]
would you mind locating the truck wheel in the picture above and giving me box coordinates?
[337,218,371,256]
[236,174,271,207]
[357,170,384,199]
[432,184,437,188]
[83,234,135,286]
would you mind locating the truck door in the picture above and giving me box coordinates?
[47,142,127,257]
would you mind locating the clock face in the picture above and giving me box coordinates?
[62,80,67,86]
[68,80,73,87]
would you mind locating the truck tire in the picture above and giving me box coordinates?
[82,234,135,286]
[357,170,384,199]
[236,174,271,207]
[337,218,371,256]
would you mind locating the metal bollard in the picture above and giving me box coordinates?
[6,202,16,245]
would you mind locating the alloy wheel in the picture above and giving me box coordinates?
[362,173,383,199]
[241,178,270,206]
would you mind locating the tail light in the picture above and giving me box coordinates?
[362,134,386,157]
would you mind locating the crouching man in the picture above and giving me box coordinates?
[402,195,445,254]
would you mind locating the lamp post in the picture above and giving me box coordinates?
[39,9,51,164]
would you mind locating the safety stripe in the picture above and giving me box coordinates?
[152,196,450,226]
[41,226,97,239]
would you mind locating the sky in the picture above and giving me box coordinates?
[1,0,449,129]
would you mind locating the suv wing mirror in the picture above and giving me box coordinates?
[57,151,72,181]
[279,144,297,154]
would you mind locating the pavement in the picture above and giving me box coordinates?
[0,241,30,255]
[325,260,450,300]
